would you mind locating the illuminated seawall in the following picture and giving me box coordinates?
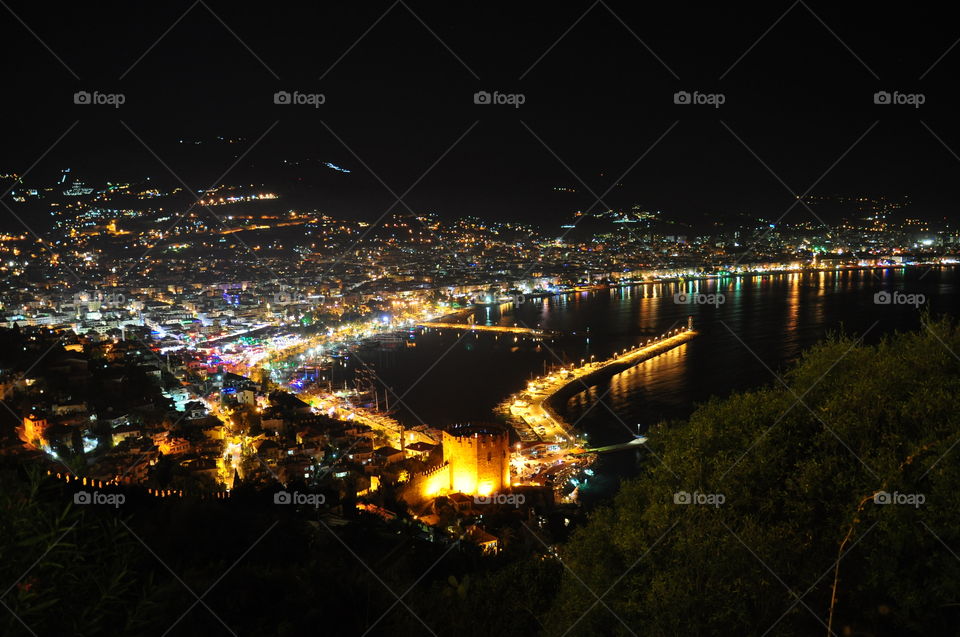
[502,321,697,443]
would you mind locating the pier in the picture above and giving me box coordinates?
[502,318,697,444]
[574,437,648,454]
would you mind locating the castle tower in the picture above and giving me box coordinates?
[441,423,511,496]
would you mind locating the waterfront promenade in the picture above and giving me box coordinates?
[502,320,697,444]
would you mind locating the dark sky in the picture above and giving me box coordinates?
[2,1,959,226]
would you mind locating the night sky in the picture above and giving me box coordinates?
[2,1,960,226]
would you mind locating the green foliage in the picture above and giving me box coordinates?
[0,466,155,636]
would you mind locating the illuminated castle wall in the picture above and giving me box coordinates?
[410,461,452,500]
[441,424,510,497]
[400,423,510,505]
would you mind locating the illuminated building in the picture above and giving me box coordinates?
[20,412,49,447]
[441,423,510,497]
[400,423,511,506]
